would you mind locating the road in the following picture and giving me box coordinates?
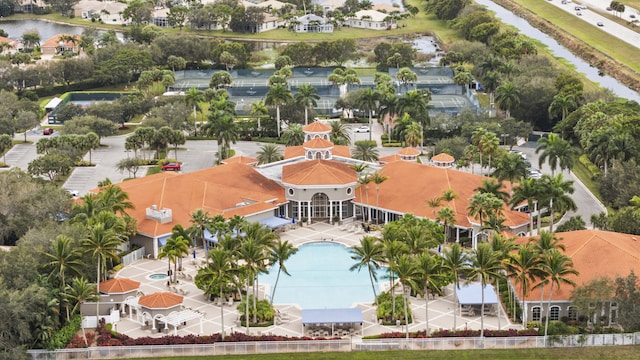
[549,0,640,49]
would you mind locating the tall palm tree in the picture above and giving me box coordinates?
[404,121,422,148]
[256,143,283,165]
[536,133,577,175]
[393,254,420,340]
[329,120,351,145]
[250,100,269,130]
[237,238,268,326]
[495,81,520,119]
[294,84,320,125]
[282,124,305,146]
[506,243,541,323]
[370,171,389,224]
[398,89,432,129]
[532,230,564,313]
[42,235,84,290]
[269,239,298,305]
[96,184,135,216]
[205,115,238,161]
[510,178,540,236]
[64,277,98,346]
[475,179,509,203]
[442,243,468,332]
[481,132,500,171]
[184,87,205,136]
[197,248,237,339]
[471,128,489,171]
[436,207,456,243]
[548,93,577,123]
[416,251,446,335]
[540,249,578,341]
[190,209,212,247]
[540,174,576,232]
[467,242,503,338]
[356,88,379,141]
[265,83,292,137]
[488,234,516,328]
[158,237,178,283]
[380,238,409,322]
[493,153,528,194]
[467,192,503,229]
[350,236,385,307]
[350,163,369,219]
[352,141,379,162]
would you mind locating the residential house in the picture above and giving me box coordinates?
[293,14,333,33]
[41,34,80,55]
[345,10,397,30]
[0,36,24,54]
[74,0,127,24]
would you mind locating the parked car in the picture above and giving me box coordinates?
[509,150,527,160]
[161,162,181,171]
[527,168,543,179]
[597,22,604,26]
[43,128,54,135]
[353,125,370,133]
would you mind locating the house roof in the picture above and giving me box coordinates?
[355,161,529,228]
[42,34,79,49]
[138,292,183,309]
[221,155,258,165]
[303,121,331,133]
[99,278,140,294]
[255,0,289,9]
[304,138,333,149]
[372,4,402,13]
[432,153,455,163]
[101,163,286,237]
[397,147,420,156]
[354,9,389,22]
[378,154,403,163]
[0,36,21,50]
[513,230,640,302]
[282,159,356,186]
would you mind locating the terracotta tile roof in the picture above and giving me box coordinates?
[398,147,420,156]
[302,121,331,133]
[432,153,455,163]
[282,159,356,185]
[103,164,285,237]
[355,161,529,228]
[99,278,140,294]
[332,145,351,158]
[138,292,183,309]
[221,155,258,165]
[378,154,403,163]
[284,146,304,159]
[304,138,333,149]
[0,36,20,50]
[513,230,640,302]
[41,34,79,49]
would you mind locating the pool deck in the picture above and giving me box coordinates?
[114,222,522,339]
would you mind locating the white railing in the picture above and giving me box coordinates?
[120,247,146,266]
[27,333,640,359]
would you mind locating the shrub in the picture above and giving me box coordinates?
[236,296,275,326]
[46,315,82,350]
[382,142,403,147]
[375,291,412,323]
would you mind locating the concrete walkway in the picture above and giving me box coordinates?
[114,222,520,339]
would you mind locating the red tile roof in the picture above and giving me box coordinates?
[356,161,529,228]
[138,292,183,309]
[221,155,258,165]
[432,153,455,163]
[282,159,356,185]
[378,154,403,163]
[99,278,140,294]
[514,230,640,301]
[41,34,79,49]
[304,138,333,149]
[398,147,420,156]
[302,121,331,133]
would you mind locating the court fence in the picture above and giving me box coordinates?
[27,332,640,359]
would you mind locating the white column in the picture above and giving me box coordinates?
[307,201,311,224]
[298,201,301,221]
[329,200,333,224]
[456,228,460,243]
[339,201,343,221]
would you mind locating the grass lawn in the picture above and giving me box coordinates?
[571,155,603,202]
[514,0,640,74]
[133,345,640,360]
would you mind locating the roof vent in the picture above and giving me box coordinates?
[151,205,157,210]
[146,206,172,224]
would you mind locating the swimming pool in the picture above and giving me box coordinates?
[259,242,386,309]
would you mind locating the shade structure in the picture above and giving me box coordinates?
[99,278,140,294]
[456,283,498,305]
[302,308,363,325]
[259,216,291,229]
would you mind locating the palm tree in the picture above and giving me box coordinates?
[404,121,422,148]
[237,238,268,326]
[96,184,135,216]
[548,93,577,123]
[536,133,576,175]
[269,239,298,305]
[205,115,238,161]
[42,235,84,291]
[467,242,502,338]
[540,174,576,232]
[398,89,432,129]
[256,143,283,164]
[370,171,389,223]
[467,192,503,229]
[436,207,456,243]
[488,234,516,328]
[294,84,320,125]
[506,243,541,323]
[495,81,520,119]
[352,140,379,162]
[64,277,98,346]
[442,243,468,332]
[493,153,528,194]
[510,178,540,236]
[195,248,237,339]
[329,121,351,145]
[416,251,446,335]
[158,237,178,283]
[532,230,564,312]
[250,100,269,130]
[471,128,489,171]
[540,249,578,342]
[184,88,205,136]
[282,123,305,146]
[393,254,420,340]
[475,179,509,203]
[380,238,409,322]
[189,209,212,247]
[265,83,292,137]
[356,88,379,141]
[350,236,385,306]
[481,132,500,171]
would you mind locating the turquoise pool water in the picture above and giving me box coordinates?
[259,242,386,309]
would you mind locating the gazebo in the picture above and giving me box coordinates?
[431,153,455,168]
[397,147,421,162]
[99,278,141,311]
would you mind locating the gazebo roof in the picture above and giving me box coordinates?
[303,121,331,133]
[138,292,183,309]
[432,153,455,163]
[99,278,140,294]
[398,147,420,156]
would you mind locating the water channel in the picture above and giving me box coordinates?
[2,12,639,102]
[475,0,640,102]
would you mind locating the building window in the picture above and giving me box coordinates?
[346,187,352,195]
[288,188,295,196]
[532,306,541,322]
[311,192,329,219]
[568,306,577,321]
[550,306,560,321]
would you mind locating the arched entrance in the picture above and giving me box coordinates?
[311,192,330,219]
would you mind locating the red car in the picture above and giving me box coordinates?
[161,162,181,171]
[43,128,54,135]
